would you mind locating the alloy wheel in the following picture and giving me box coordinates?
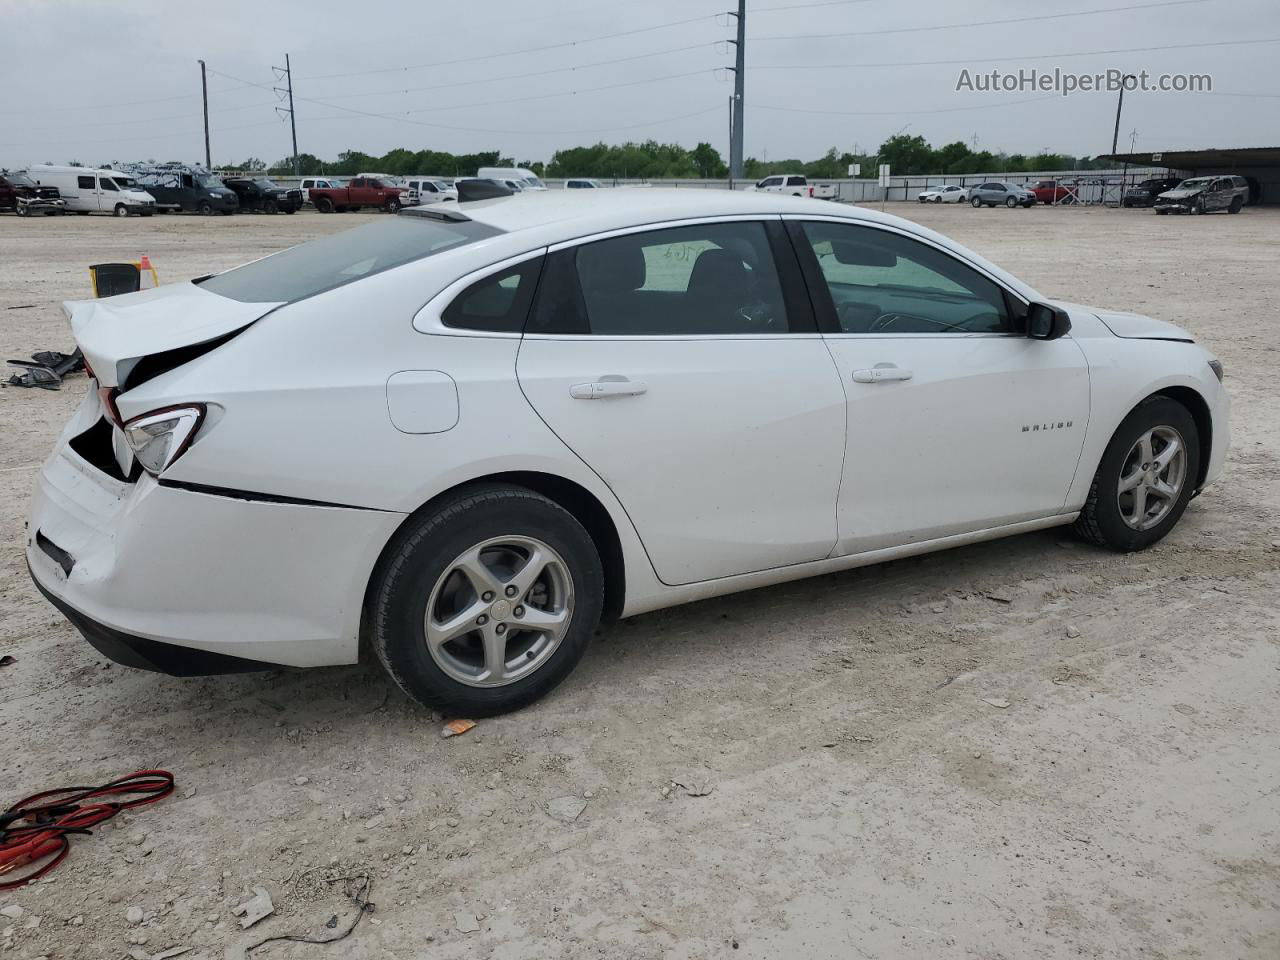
[1117,425,1187,531]
[424,535,574,687]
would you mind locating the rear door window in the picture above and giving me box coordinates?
[564,221,792,336]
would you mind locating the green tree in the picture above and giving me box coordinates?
[876,134,933,175]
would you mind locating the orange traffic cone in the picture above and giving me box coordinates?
[138,255,158,290]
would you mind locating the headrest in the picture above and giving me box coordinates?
[577,239,645,294]
[687,248,749,295]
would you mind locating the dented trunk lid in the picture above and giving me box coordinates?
[65,282,282,388]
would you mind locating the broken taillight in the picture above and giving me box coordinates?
[122,405,206,476]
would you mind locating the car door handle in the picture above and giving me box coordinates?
[569,378,648,400]
[852,366,914,383]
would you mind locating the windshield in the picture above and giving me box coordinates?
[196,174,222,189]
[112,176,137,190]
[200,218,503,304]
[1179,178,1212,189]
[253,180,277,190]
[524,177,545,189]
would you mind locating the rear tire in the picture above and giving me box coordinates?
[315,197,334,213]
[372,485,604,716]
[1073,397,1200,552]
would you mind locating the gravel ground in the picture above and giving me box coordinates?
[1,203,1277,960]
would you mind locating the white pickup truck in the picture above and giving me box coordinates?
[748,173,837,200]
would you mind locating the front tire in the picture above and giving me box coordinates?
[971,197,982,208]
[1229,196,1243,214]
[114,203,130,218]
[1073,397,1200,551]
[372,485,604,716]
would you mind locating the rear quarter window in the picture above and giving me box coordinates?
[199,218,502,304]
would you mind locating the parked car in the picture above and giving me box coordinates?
[968,181,1036,208]
[565,178,603,189]
[222,178,302,214]
[0,171,66,216]
[1028,180,1074,204]
[29,190,1229,716]
[1154,176,1249,215]
[477,166,546,190]
[403,178,457,205]
[1121,177,1181,208]
[28,165,156,216]
[308,177,403,213]
[299,177,344,204]
[126,163,237,215]
[916,184,967,204]
[750,174,837,199]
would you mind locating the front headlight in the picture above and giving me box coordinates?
[122,404,206,476]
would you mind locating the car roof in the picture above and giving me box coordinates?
[429,189,1039,302]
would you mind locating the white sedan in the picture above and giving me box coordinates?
[918,184,968,203]
[27,190,1229,715]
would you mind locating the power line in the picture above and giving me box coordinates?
[0,81,265,117]
[751,0,1205,42]
[750,35,1280,70]
[307,42,722,104]
[754,93,1063,117]
[298,11,728,83]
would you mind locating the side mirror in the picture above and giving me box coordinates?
[1026,302,1071,340]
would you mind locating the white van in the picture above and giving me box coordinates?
[28,165,156,216]
[476,166,546,190]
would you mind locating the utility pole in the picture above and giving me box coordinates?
[1110,74,1136,156]
[728,0,745,181]
[198,60,211,169]
[273,55,300,175]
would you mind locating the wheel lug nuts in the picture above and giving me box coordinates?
[513,606,525,617]
[482,591,495,602]
[505,585,518,598]
[496,624,506,635]
[476,615,488,625]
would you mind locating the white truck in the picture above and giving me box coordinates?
[477,166,547,191]
[748,173,837,200]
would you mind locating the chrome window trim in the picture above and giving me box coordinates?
[413,248,547,339]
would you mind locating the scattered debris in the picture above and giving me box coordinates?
[293,776,310,786]
[232,887,275,929]
[150,948,192,960]
[0,655,14,668]
[4,304,35,310]
[243,874,372,957]
[455,911,480,933]
[1173,703,1198,716]
[0,905,23,920]
[5,349,85,390]
[984,589,1015,604]
[980,697,1012,709]
[546,796,589,822]
[672,777,714,798]
[1065,624,1081,639]
[441,718,476,739]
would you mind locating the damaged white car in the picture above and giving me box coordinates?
[27,189,1230,715]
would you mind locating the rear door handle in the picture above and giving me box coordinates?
[852,365,914,384]
[569,378,648,400]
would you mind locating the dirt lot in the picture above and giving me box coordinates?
[1,203,1277,960]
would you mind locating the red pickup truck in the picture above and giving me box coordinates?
[1028,179,1074,204]
[309,177,403,213]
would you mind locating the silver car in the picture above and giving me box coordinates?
[968,181,1036,208]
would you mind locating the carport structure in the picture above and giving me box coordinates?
[1104,146,1280,204]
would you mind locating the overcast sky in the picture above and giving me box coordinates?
[4,0,1277,171]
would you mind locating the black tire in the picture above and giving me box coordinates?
[14,203,27,218]
[284,207,296,214]
[372,484,604,716]
[1228,196,1243,214]
[264,199,278,214]
[197,200,213,216]
[315,197,334,213]
[1156,208,1168,215]
[1006,196,1018,208]
[971,197,982,208]
[1073,396,1201,552]
[384,197,401,213]
[114,203,130,218]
